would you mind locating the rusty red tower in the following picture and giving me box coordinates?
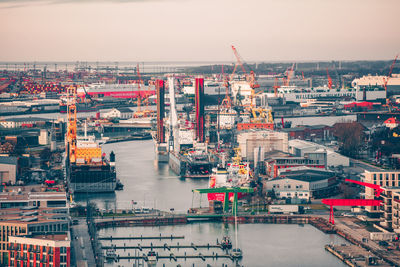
[156,79,165,143]
[195,77,205,142]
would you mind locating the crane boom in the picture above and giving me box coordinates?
[136,64,142,113]
[326,68,333,89]
[383,54,399,93]
[345,178,383,197]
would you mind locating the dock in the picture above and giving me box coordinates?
[102,243,224,250]
[99,234,184,241]
[325,244,393,267]
[107,252,235,262]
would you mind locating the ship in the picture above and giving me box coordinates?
[77,82,156,99]
[66,134,118,193]
[275,85,386,103]
[59,82,156,113]
[65,86,120,193]
[207,162,251,202]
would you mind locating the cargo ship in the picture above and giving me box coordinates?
[66,134,118,193]
[65,86,120,193]
[59,82,156,113]
[77,83,156,99]
[275,85,386,103]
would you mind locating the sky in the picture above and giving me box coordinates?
[0,0,399,62]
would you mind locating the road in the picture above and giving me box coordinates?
[70,218,96,267]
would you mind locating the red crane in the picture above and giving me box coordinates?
[322,179,382,225]
[326,68,333,89]
[383,54,399,94]
[283,63,295,86]
[230,45,260,89]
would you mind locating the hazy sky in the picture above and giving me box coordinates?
[0,0,399,62]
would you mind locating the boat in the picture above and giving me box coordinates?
[275,85,386,103]
[78,82,156,99]
[66,121,118,193]
[146,251,157,263]
[183,150,212,178]
[221,236,232,250]
[207,163,250,202]
[105,248,117,260]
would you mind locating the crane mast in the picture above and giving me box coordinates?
[66,85,77,163]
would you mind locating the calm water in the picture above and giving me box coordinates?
[84,140,346,266]
[100,223,347,267]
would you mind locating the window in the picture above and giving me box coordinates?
[23,244,27,250]
[373,174,377,180]
[60,247,67,254]
[60,255,67,262]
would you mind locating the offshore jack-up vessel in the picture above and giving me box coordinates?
[65,86,118,193]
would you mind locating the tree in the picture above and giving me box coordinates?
[333,122,365,157]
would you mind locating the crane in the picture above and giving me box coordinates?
[383,55,399,95]
[230,45,260,89]
[382,54,399,110]
[322,179,383,224]
[326,68,333,89]
[136,63,142,113]
[66,85,77,163]
[220,65,232,109]
[273,77,279,97]
[284,63,295,86]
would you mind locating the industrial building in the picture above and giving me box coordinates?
[0,156,17,185]
[264,150,326,178]
[102,107,133,119]
[8,233,70,267]
[0,191,67,209]
[265,167,338,201]
[280,125,333,141]
[288,139,350,167]
[237,130,288,161]
[0,117,50,129]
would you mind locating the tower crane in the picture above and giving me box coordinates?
[383,55,398,95]
[382,54,398,110]
[283,63,295,86]
[66,85,77,163]
[326,68,333,89]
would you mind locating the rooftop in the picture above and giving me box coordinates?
[116,107,133,113]
[278,167,335,182]
[1,117,50,122]
[0,191,67,202]
[0,206,67,225]
[0,156,18,165]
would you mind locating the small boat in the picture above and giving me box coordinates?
[147,250,157,263]
[221,236,232,250]
[232,248,243,258]
[115,180,124,190]
[105,248,117,260]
